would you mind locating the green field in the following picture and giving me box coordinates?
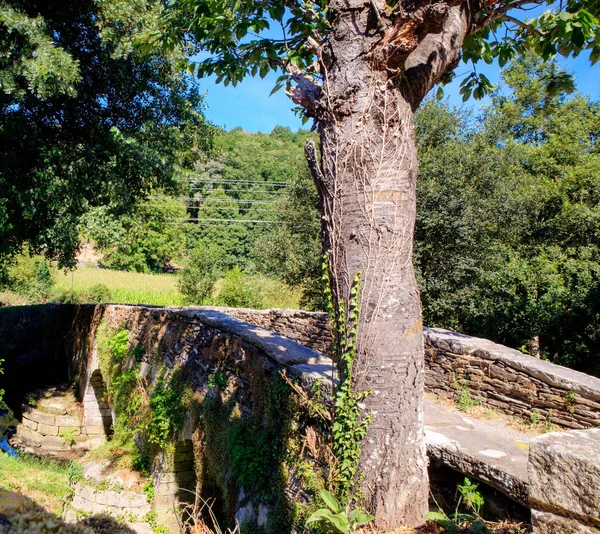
[54,266,184,306]
[51,265,302,309]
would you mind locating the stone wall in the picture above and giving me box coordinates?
[70,304,333,532]
[424,328,600,429]
[195,307,333,354]
[197,308,600,430]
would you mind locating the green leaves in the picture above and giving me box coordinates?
[306,490,374,533]
[0,4,80,100]
[459,72,494,102]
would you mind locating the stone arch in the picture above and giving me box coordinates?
[83,369,112,439]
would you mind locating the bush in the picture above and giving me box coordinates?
[216,266,264,309]
[5,254,55,301]
[177,244,223,305]
[85,284,112,303]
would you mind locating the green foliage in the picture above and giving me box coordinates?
[0,3,79,100]
[327,271,372,504]
[216,266,264,309]
[306,490,374,533]
[0,0,213,273]
[67,462,84,485]
[83,195,189,273]
[145,370,187,448]
[457,386,479,412]
[86,284,113,303]
[427,478,488,533]
[208,371,228,389]
[3,254,55,301]
[415,57,600,376]
[253,160,325,310]
[178,243,224,304]
[185,127,313,273]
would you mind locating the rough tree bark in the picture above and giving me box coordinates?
[300,0,478,528]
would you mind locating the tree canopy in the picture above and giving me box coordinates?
[0,0,213,274]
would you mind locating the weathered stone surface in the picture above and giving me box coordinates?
[424,400,530,505]
[529,428,600,532]
[55,415,81,426]
[532,510,600,534]
[86,424,107,435]
[21,417,38,431]
[36,423,59,436]
[423,327,600,429]
[26,409,55,426]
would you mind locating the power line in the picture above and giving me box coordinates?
[185,188,285,194]
[183,179,289,186]
[147,197,280,204]
[168,218,281,224]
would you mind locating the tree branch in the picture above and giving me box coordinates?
[502,13,543,36]
[285,65,322,115]
[401,4,470,109]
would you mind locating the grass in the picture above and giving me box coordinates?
[54,266,184,307]
[52,265,302,309]
[0,454,73,515]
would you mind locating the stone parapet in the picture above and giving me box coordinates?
[424,327,600,429]
[529,428,600,533]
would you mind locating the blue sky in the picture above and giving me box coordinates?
[198,48,600,134]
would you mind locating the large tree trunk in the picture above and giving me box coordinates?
[302,0,473,528]
[311,11,428,532]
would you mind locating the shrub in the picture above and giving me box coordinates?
[215,267,264,309]
[178,244,223,305]
[6,254,55,300]
[85,284,112,303]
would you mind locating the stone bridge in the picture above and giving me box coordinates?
[0,304,599,533]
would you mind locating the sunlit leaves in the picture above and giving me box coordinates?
[0,4,80,100]
[158,0,327,88]
[459,72,494,101]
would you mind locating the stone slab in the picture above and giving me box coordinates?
[529,428,600,529]
[532,510,600,534]
[425,327,600,402]
[24,409,55,426]
[424,400,530,505]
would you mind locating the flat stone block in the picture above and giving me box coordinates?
[154,495,176,510]
[42,400,68,415]
[56,415,81,426]
[77,484,97,502]
[26,409,55,426]
[22,417,38,431]
[532,509,600,534]
[85,424,107,436]
[529,428,600,523]
[84,416,108,426]
[41,435,71,451]
[16,424,42,446]
[157,481,179,496]
[37,423,59,436]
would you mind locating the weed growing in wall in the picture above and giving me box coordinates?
[145,369,187,450]
[96,320,190,473]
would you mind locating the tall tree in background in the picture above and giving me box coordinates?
[156,0,599,526]
[0,0,213,274]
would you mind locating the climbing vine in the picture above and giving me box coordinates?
[324,260,372,505]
